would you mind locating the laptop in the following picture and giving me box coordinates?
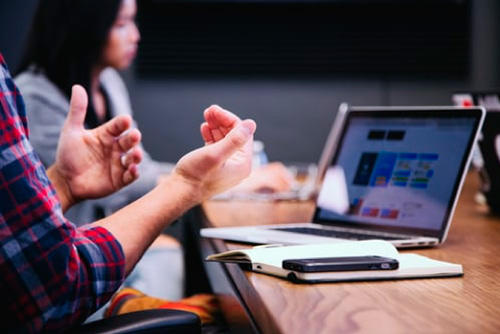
[201,104,485,248]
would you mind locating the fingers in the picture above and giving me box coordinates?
[210,126,226,142]
[117,130,142,185]
[117,128,142,152]
[206,119,256,162]
[121,146,143,167]
[67,85,88,128]
[200,122,214,144]
[122,164,140,186]
[101,114,133,138]
[204,105,240,128]
[120,147,143,185]
[203,105,241,142]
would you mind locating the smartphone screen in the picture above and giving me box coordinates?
[282,255,399,272]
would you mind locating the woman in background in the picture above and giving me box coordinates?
[15,0,291,311]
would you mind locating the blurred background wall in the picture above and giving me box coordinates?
[1,0,499,163]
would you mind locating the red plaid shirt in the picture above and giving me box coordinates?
[0,54,125,332]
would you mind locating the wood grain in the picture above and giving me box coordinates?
[202,171,500,333]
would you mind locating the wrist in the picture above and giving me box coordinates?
[162,170,204,206]
[46,165,77,212]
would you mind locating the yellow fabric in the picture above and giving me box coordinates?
[105,287,218,324]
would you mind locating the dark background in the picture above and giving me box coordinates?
[1,0,499,163]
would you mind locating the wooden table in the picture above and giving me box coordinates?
[201,171,500,333]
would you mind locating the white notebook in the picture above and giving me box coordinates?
[206,240,463,283]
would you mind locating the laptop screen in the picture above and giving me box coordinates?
[314,108,483,238]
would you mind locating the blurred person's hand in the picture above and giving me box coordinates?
[230,162,294,194]
[171,105,256,201]
[48,85,143,211]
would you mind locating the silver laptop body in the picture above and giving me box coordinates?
[202,104,485,248]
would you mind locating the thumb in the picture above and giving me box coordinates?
[207,119,256,161]
[66,85,88,128]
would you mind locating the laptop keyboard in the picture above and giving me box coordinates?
[273,227,408,241]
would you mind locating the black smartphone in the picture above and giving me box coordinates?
[282,255,399,272]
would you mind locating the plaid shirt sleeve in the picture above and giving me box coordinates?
[0,54,125,332]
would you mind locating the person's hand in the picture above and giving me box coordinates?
[48,85,143,210]
[229,162,294,194]
[200,108,292,194]
[171,105,256,201]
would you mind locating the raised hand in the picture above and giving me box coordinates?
[201,106,293,194]
[48,85,143,210]
[172,105,256,200]
[200,105,241,144]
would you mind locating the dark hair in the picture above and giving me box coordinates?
[17,0,122,127]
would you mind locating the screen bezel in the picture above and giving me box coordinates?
[312,106,484,240]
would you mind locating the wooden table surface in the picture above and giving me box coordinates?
[202,171,500,333]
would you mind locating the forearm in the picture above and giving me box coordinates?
[92,173,201,274]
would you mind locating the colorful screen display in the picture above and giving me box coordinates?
[317,115,476,231]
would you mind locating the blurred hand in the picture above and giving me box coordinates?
[230,162,294,194]
[50,85,143,208]
[172,105,256,201]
